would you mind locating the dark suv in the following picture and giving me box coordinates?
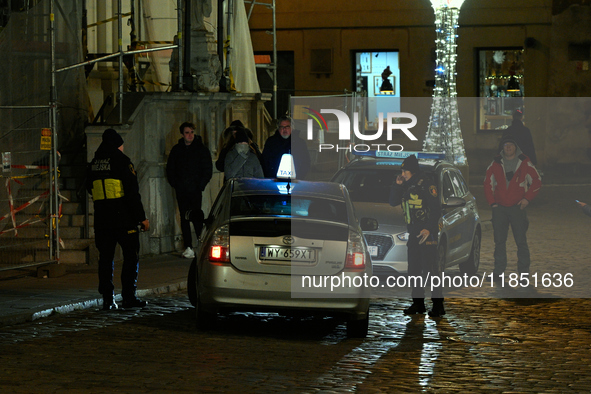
[331,151,481,275]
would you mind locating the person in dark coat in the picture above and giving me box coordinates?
[166,122,212,259]
[215,121,262,177]
[497,109,537,165]
[224,128,264,179]
[389,155,444,317]
[261,115,311,179]
[87,128,150,310]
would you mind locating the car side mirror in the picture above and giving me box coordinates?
[442,197,466,208]
[360,217,379,231]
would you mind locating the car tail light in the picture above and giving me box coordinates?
[345,229,365,270]
[209,224,230,264]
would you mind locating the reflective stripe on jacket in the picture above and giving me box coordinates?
[91,179,125,201]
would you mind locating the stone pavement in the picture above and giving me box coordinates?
[0,252,192,327]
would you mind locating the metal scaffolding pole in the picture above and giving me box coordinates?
[177,0,184,91]
[49,0,60,261]
[118,0,124,124]
[246,0,277,119]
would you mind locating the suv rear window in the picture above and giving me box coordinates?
[333,169,398,204]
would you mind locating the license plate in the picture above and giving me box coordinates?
[367,245,378,257]
[260,247,316,262]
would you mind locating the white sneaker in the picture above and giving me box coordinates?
[182,247,195,259]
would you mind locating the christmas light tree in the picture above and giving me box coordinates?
[423,0,467,165]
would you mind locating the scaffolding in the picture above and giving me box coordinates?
[245,0,277,119]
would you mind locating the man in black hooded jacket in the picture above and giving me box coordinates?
[497,109,537,166]
[87,128,150,310]
[166,122,212,259]
[261,116,310,179]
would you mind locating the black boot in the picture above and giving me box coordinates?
[428,298,446,318]
[403,298,426,315]
[122,297,148,309]
[102,296,118,311]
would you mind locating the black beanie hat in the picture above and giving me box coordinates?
[500,135,518,147]
[401,154,419,173]
[102,128,124,148]
[234,128,250,144]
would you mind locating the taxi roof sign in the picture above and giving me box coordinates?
[276,153,296,179]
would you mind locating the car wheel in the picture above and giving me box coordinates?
[187,257,197,306]
[459,231,481,275]
[438,240,447,273]
[193,270,216,329]
[346,310,369,338]
[196,296,216,330]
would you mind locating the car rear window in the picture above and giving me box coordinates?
[333,169,398,204]
[230,195,348,223]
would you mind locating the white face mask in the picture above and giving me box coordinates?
[236,144,250,154]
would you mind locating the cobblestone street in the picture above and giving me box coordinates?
[1,184,590,392]
[1,292,591,392]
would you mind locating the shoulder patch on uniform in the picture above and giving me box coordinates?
[429,185,438,197]
[129,163,136,176]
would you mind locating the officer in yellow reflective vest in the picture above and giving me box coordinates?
[389,155,444,317]
[87,129,150,310]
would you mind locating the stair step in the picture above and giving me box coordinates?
[10,146,99,266]
[15,226,84,239]
[61,202,84,215]
[62,238,95,250]
[68,214,92,227]
[58,249,88,265]
[58,189,88,203]
[58,165,87,178]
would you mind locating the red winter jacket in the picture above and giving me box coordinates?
[483,154,541,207]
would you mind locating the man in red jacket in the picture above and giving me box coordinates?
[484,137,541,281]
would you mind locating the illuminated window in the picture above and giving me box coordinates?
[352,50,400,130]
[478,48,524,131]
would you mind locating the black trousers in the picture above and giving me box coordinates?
[407,231,442,299]
[95,227,140,301]
[175,190,204,248]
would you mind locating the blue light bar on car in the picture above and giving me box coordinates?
[354,151,446,160]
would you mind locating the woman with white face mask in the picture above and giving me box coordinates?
[224,128,264,179]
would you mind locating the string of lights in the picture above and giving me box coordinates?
[423,0,468,166]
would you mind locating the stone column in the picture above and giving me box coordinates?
[170,0,221,92]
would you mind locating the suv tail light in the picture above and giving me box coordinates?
[345,229,365,270]
[209,224,230,265]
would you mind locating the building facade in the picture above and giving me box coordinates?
[249,0,591,176]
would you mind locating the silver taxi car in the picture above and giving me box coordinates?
[331,151,481,275]
[187,157,373,338]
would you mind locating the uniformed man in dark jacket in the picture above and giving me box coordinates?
[389,155,444,317]
[87,128,150,310]
[166,122,212,259]
[261,116,310,179]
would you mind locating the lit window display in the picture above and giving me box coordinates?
[353,51,400,130]
[478,48,524,131]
